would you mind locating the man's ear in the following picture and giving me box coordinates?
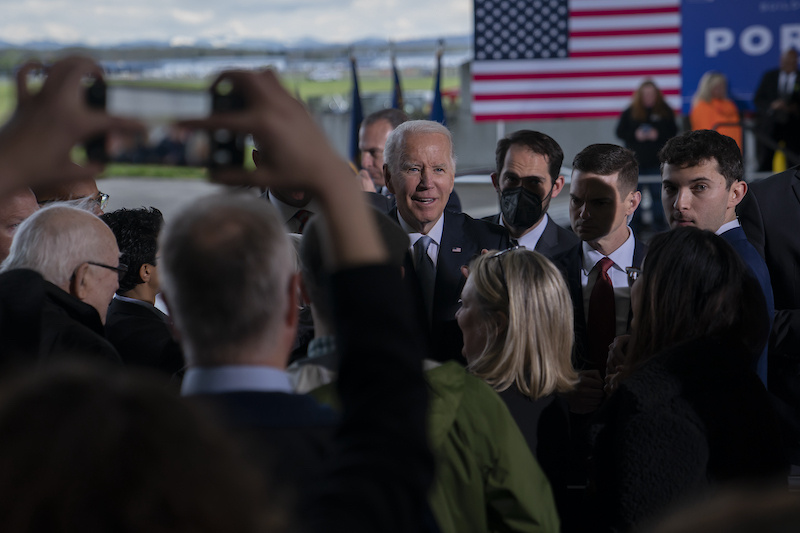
[729,180,747,208]
[384,164,395,195]
[491,172,500,192]
[285,273,300,330]
[139,263,151,283]
[551,175,566,198]
[70,262,91,301]
[627,190,642,216]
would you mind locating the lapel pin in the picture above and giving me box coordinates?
[452,247,462,253]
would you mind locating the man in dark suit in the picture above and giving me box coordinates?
[738,165,800,460]
[161,193,338,502]
[754,48,800,171]
[553,144,645,414]
[101,207,184,377]
[483,129,578,258]
[660,130,773,387]
[383,120,509,362]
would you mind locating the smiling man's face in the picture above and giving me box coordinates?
[385,131,454,235]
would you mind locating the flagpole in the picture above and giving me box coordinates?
[348,49,364,166]
[430,39,446,125]
[496,120,506,141]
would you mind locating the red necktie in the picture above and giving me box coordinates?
[588,257,616,374]
[293,209,312,234]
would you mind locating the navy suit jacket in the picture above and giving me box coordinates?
[483,213,580,259]
[552,236,648,371]
[738,167,800,430]
[719,225,774,385]
[394,209,510,362]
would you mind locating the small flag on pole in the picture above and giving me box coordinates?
[349,53,364,165]
[430,40,447,126]
[392,49,404,110]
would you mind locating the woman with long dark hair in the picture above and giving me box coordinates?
[592,227,786,532]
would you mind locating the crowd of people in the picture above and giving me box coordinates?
[0,54,798,533]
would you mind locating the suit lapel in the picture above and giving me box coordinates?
[435,212,468,321]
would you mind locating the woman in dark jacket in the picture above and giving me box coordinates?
[615,80,677,231]
[593,228,786,532]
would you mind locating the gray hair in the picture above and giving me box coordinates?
[384,120,457,177]
[159,192,294,364]
[1,204,107,287]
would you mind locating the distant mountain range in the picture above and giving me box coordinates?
[0,35,471,53]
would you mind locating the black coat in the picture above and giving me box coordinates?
[0,269,120,364]
[591,336,787,532]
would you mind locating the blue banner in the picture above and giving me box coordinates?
[681,0,800,113]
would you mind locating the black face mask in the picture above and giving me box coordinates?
[500,185,553,230]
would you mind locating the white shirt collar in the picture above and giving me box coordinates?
[267,191,319,224]
[181,365,294,396]
[716,218,741,236]
[581,227,636,274]
[398,210,445,247]
[501,213,549,249]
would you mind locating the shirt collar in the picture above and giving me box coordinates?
[501,213,549,249]
[267,191,318,223]
[581,227,636,274]
[398,210,446,247]
[181,365,293,396]
[715,218,741,235]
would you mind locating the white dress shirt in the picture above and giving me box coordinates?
[266,191,320,233]
[181,365,294,395]
[581,228,637,336]
[500,213,550,250]
[398,211,445,269]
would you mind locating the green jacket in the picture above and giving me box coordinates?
[312,361,560,533]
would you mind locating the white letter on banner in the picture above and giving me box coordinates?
[706,28,735,57]
[740,25,773,55]
[781,24,800,52]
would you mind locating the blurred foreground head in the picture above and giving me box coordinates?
[0,361,282,533]
[160,192,295,366]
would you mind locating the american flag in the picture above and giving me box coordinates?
[471,0,681,121]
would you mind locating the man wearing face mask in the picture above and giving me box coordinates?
[485,130,579,258]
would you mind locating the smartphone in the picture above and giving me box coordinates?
[83,80,246,168]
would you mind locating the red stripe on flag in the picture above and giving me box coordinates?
[570,6,680,17]
[474,89,681,101]
[472,68,680,81]
[569,48,681,58]
[474,111,624,121]
[569,27,678,38]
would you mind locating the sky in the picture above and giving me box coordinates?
[1,0,473,46]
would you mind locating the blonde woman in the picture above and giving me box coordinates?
[457,247,577,515]
[690,71,743,150]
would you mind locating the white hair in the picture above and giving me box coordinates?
[0,204,107,287]
[384,120,457,177]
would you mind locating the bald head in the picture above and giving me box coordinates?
[0,188,38,262]
[1,205,120,323]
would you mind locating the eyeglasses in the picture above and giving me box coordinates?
[91,192,110,211]
[87,261,128,282]
[625,266,641,287]
[489,245,525,293]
